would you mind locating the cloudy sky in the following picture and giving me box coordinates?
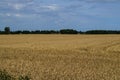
[0,0,120,31]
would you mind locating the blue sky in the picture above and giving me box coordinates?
[0,0,120,31]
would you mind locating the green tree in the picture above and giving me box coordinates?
[4,27,10,34]
[60,29,78,34]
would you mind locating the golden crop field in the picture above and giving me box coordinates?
[0,34,120,80]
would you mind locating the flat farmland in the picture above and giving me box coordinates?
[0,34,120,80]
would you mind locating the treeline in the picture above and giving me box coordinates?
[0,27,120,34]
[85,30,120,34]
[0,29,77,34]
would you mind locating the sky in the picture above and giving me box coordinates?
[0,0,120,31]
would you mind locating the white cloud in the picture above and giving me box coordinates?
[14,4,25,10]
[14,13,22,17]
[0,13,25,17]
[42,4,59,11]
[6,13,11,16]
[0,13,12,17]
[8,3,26,10]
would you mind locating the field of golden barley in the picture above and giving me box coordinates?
[0,34,120,80]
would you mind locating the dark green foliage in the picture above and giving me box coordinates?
[31,30,41,34]
[0,70,30,80]
[11,31,22,34]
[4,27,10,34]
[40,30,52,34]
[18,75,30,80]
[85,30,120,34]
[49,30,59,34]
[22,30,31,34]
[1,26,120,34]
[60,29,78,34]
[39,30,59,34]
[79,31,84,34]
[0,70,15,80]
[0,31,5,34]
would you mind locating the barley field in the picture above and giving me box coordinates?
[0,34,120,80]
